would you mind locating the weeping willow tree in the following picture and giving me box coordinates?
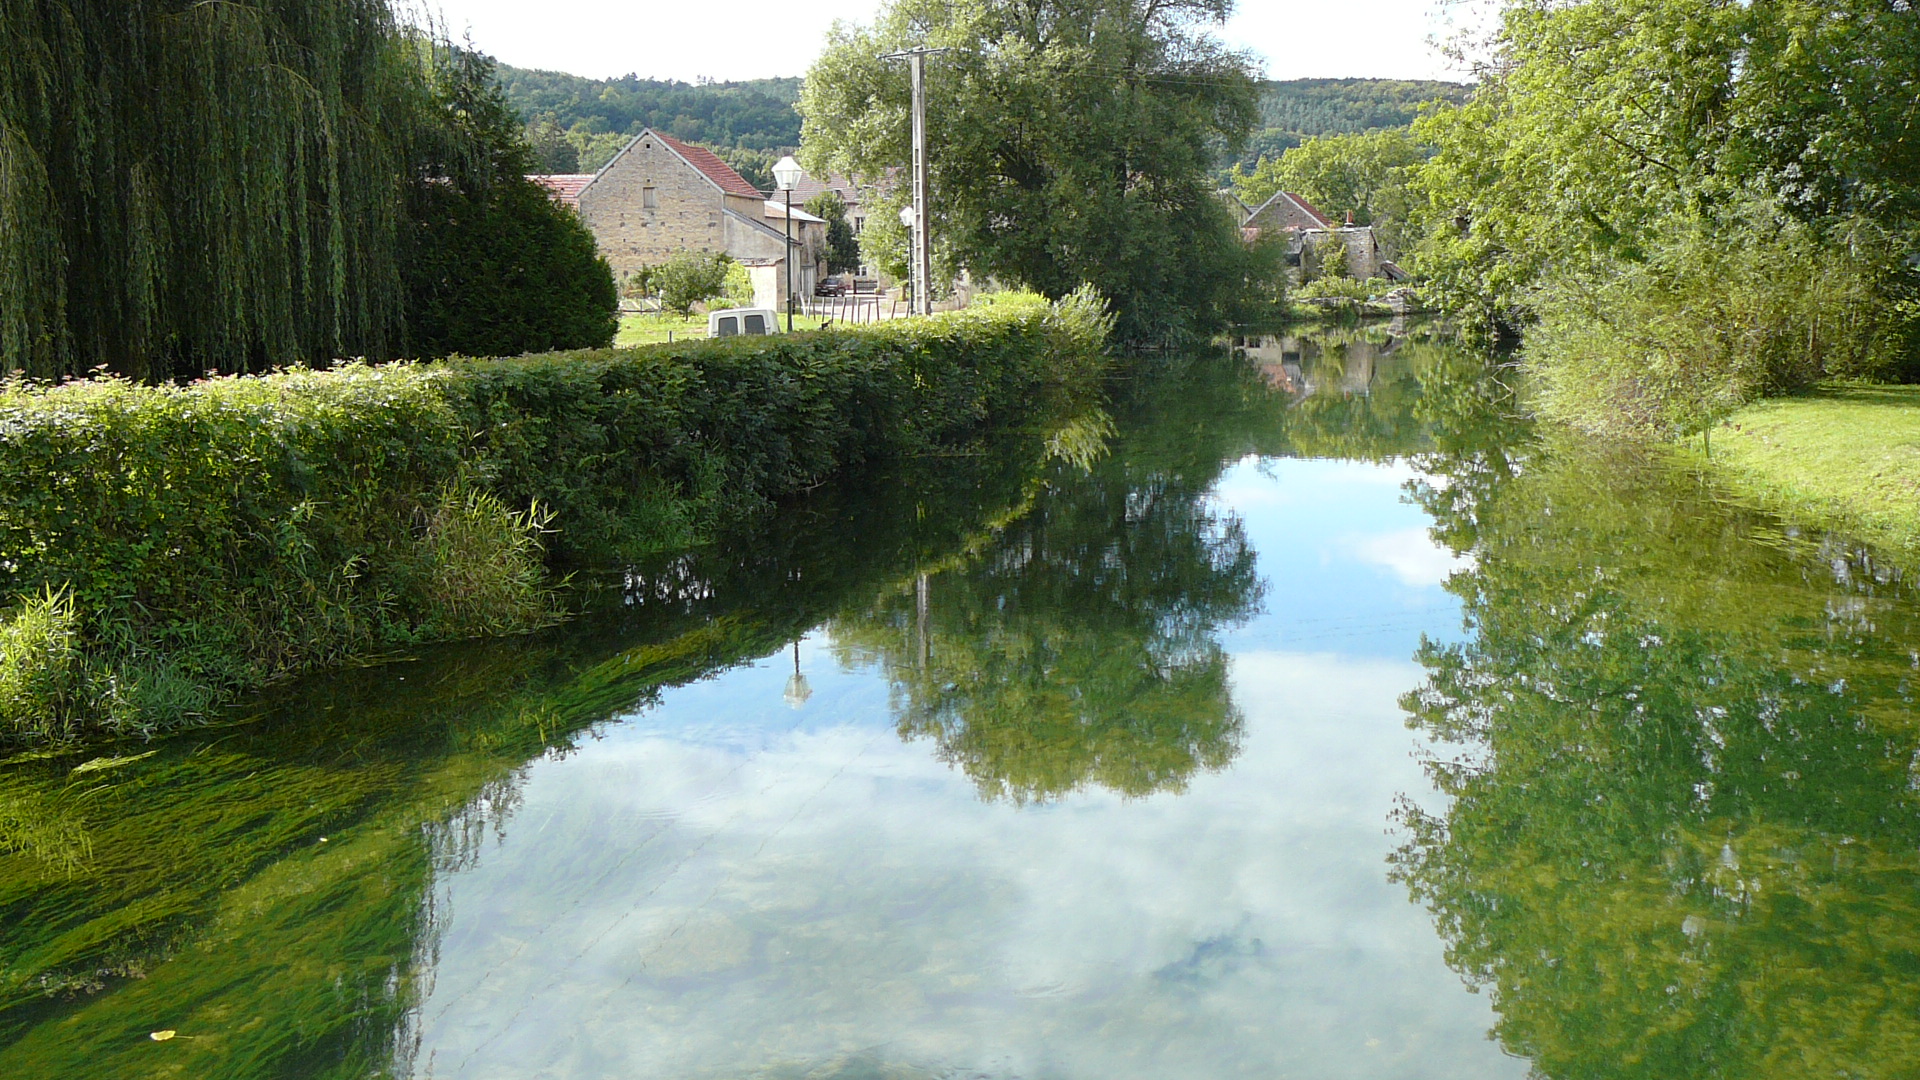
[0,1,612,381]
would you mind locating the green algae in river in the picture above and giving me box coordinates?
[3,325,1917,1079]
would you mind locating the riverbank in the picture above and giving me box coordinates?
[1706,383,1920,564]
[0,290,1111,745]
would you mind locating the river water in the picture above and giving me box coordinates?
[4,324,1918,1079]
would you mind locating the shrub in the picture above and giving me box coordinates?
[1295,276,1389,302]
[806,190,862,274]
[0,589,85,743]
[1526,212,1920,438]
[400,487,559,639]
[723,261,755,307]
[404,50,618,358]
[0,291,1110,742]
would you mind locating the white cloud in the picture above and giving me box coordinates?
[400,649,1522,1080]
[1354,527,1474,587]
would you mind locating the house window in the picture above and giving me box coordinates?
[642,186,657,209]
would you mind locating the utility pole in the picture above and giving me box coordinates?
[879,46,948,316]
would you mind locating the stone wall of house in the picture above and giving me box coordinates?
[1340,227,1382,279]
[1300,226,1383,280]
[1248,195,1324,234]
[575,137,726,277]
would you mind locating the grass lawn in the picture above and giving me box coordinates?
[616,311,830,346]
[1711,382,1920,559]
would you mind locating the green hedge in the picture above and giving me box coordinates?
[0,290,1111,743]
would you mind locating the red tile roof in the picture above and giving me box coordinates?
[1284,191,1335,229]
[652,131,765,199]
[528,174,595,205]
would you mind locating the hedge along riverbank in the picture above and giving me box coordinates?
[0,289,1113,744]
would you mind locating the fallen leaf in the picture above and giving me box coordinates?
[150,1030,176,1042]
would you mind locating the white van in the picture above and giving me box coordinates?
[707,308,781,337]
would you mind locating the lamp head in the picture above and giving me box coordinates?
[899,204,916,229]
[773,155,803,191]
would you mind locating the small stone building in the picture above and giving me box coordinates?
[531,129,826,310]
[1244,190,1334,235]
[1237,189,1396,281]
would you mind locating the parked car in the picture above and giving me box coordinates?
[707,308,781,337]
[815,277,850,297]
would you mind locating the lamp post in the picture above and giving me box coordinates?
[898,203,916,315]
[773,155,804,332]
[783,640,812,708]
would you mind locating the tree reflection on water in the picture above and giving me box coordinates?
[1397,434,1920,1079]
[830,445,1262,804]
[0,327,1514,1077]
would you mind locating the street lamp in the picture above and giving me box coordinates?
[773,155,804,332]
[898,203,916,314]
[783,640,812,708]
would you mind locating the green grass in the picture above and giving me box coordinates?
[616,311,829,346]
[1709,382,1920,560]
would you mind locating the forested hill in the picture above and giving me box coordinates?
[494,62,802,181]
[496,64,802,148]
[494,62,1468,176]
[1242,78,1470,165]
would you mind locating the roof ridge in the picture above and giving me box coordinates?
[650,130,766,199]
[1283,191,1334,228]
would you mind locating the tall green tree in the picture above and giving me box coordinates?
[1407,0,1920,392]
[0,2,615,380]
[799,0,1270,343]
[0,0,422,380]
[806,191,862,274]
[403,49,616,358]
[524,114,581,173]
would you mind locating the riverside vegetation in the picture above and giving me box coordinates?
[0,1,618,381]
[0,291,1111,746]
[0,326,1498,1077]
[1405,0,1920,438]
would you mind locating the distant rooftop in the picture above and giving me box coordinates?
[528,174,595,206]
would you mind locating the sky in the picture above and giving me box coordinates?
[407,0,1468,85]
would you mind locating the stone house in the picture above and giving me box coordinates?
[788,171,869,236]
[1236,189,1405,281]
[786,168,908,280]
[531,128,826,310]
[1245,190,1333,235]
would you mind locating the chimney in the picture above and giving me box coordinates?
[1345,210,1355,226]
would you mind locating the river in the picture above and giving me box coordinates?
[3,322,1917,1079]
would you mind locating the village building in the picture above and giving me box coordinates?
[787,172,870,236]
[1234,189,1407,282]
[786,168,908,281]
[531,129,827,311]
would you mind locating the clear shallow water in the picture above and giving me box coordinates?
[401,455,1505,1080]
[6,325,1920,1079]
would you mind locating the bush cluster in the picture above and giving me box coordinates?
[1526,215,1920,438]
[0,291,1111,743]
